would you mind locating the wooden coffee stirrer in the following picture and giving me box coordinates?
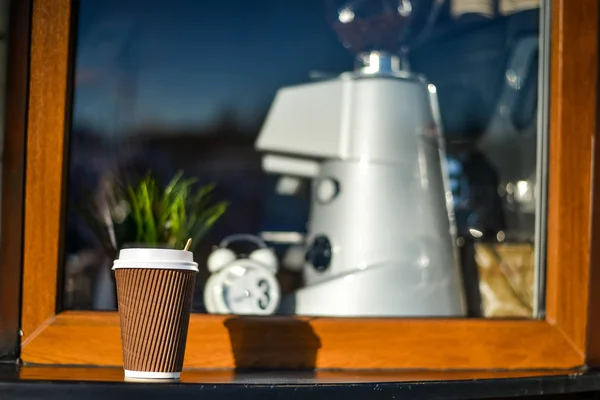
[184,238,192,251]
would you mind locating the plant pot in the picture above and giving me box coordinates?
[92,257,117,310]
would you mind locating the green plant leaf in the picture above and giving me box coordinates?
[186,200,229,251]
[86,170,228,252]
[127,185,143,243]
[145,177,158,244]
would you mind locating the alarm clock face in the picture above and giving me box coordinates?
[213,259,281,315]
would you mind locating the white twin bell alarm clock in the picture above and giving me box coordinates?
[204,234,281,315]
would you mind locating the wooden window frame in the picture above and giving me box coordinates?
[18,0,600,369]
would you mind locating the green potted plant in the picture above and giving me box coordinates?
[84,170,228,255]
[79,171,229,308]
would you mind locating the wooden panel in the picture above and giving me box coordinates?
[544,0,598,355]
[21,0,72,341]
[21,312,582,369]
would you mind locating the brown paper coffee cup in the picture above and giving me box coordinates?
[113,248,198,380]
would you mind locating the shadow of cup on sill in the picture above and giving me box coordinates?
[224,317,321,370]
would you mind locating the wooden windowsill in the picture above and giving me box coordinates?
[20,311,583,370]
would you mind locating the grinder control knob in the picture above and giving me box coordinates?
[306,235,333,272]
[316,178,340,204]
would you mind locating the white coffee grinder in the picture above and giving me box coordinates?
[255,0,466,317]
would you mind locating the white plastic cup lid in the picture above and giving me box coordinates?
[112,248,199,271]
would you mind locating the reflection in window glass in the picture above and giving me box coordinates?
[64,0,543,319]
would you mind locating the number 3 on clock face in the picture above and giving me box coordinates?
[208,260,281,315]
[257,279,271,310]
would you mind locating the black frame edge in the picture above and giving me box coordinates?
[0,0,33,361]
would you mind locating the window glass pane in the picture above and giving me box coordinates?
[64,0,545,319]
